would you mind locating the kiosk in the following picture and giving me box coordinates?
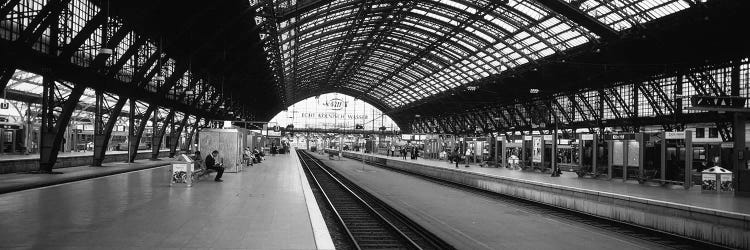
[198,128,250,173]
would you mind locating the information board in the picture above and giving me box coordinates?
[627,141,640,167]
[613,141,624,166]
[532,137,542,163]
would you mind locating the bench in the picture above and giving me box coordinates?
[191,167,216,182]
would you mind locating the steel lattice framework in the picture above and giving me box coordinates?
[269,0,690,109]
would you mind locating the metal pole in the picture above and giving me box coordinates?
[552,100,561,177]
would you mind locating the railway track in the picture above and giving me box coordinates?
[333,152,733,250]
[297,150,454,250]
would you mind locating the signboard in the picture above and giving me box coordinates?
[223,121,232,128]
[401,134,413,140]
[606,134,636,140]
[690,96,746,108]
[665,131,686,140]
[0,103,8,109]
[532,137,542,163]
[523,135,532,140]
[325,98,346,110]
[172,163,187,172]
[581,134,594,140]
[543,135,552,141]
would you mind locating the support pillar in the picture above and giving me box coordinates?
[152,109,175,159]
[169,116,189,157]
[93,98,126,166]
[39,84,85,173]
[128,104,156,162]
[734,113,750,195]
[92,89,105,166]
[127,99,137,162]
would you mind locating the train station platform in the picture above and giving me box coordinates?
[0,149,171,174]
[327,149,750,249]
[0,153,333,249]
[310,151,681,249]
[0,158,174,194]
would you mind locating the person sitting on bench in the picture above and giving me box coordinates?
[205,150,225,182]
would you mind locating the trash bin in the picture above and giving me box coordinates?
[171,154,194,187]
[701,166,733,192]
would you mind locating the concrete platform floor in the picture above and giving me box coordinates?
[350,151,750,216]
[0,154,321,249]
[310,151,671,250]
[0,158,174,194]
[0,149,168,162]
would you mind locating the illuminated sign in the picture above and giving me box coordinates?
[325,98,346,110]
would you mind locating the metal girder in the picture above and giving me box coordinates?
[169,86,207,156]
[360,1,503,97]
[338,1,415,92]
[106,36,148,77]
[40,85,85,173]
[636,83,666,119]
[58,11,106,59]
[169,115,190,157]
[279,127,399,135]
[92,97,127,166]
[275,0,336,21]
[183,117,201,152]
[0,0,73,94]
[151,109,175,159]
[0,42,218,118]
[319,0,372,90]
[535,0,618,39]
[0,0,21,18]
[128,64,189,162]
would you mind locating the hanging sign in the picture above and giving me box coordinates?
[665,131,686,140]
[0,103,8,109]
[324,98,346,110]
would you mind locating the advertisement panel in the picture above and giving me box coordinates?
[532,137,542,163]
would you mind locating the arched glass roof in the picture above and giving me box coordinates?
[268,93,400,131]
[271,0,690,109]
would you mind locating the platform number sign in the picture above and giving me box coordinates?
[0,103,8,109]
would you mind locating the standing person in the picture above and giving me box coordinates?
[465,147,472,168]
[390,145,395,157]
[205,150,225,182]
[401,147,407,160]
[453,148,460,168]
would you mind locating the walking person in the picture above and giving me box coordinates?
[205,150,225,182]
[464,147,472,168]
[453,148,460,168]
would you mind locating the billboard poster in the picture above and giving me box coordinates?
[532,137,542,163]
